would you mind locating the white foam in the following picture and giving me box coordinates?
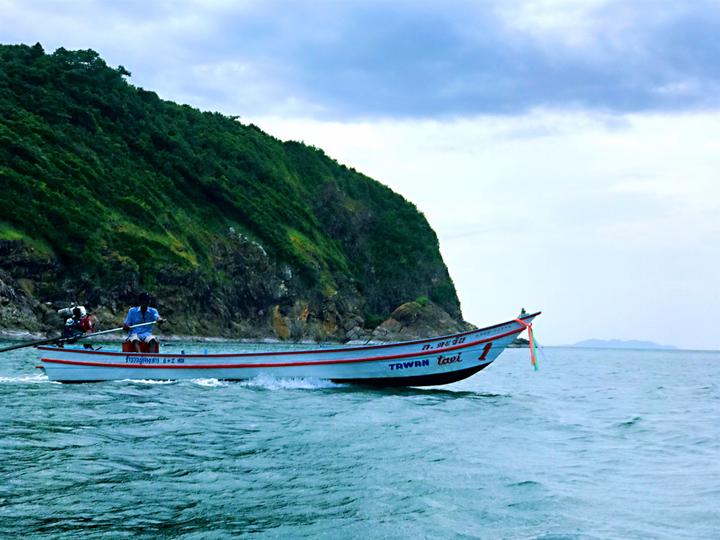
[103,375,344,389]
[124,379,177,385]
[0,373,50,384]
[191,378,229,387]
[238,373,343,390]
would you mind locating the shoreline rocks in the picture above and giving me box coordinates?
[0,300,474,345]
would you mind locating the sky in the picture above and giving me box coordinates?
[2,0,719,349]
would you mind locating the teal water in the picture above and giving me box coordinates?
[0,343,718,539]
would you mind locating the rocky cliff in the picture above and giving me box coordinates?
[0,44,470,341]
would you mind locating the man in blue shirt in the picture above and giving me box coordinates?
[123,292,164,353]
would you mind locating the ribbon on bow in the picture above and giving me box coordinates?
[514,318,539,371]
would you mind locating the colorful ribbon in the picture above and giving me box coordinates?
[514,318,539,370]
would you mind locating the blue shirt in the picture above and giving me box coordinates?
[124,306,160,337]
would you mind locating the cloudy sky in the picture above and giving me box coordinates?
[2,0,719,349]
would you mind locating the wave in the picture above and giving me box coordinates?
[124,379,177,385]
[615,415,642,428]
[191,378,229,387]
[529,534,603,540]
[0,373,50,384]
[80,375,342,389]
[238,373,343,390]
[510,480,543,488]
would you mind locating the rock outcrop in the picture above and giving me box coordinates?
[370,301,476,342]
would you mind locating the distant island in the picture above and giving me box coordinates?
[508,337,529,348]
[573,339,676,350]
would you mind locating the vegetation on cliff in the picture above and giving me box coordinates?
[0,43,463,339]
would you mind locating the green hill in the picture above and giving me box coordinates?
[0,43,463,339]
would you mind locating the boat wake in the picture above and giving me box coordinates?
[125,379,177,385]
[239,373,344,390]
[191,378,229,387]
[0,373,51,384]
[103,376,343,389]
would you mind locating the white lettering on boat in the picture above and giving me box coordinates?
[421,336,466,351]
[124,356,185,365]
[388,359,430,371]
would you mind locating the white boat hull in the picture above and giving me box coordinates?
[37,313,538,385]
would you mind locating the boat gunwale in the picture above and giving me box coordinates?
[37,312,540,359]
[40,326,526,369]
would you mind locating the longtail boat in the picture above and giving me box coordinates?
[36,312,540,385]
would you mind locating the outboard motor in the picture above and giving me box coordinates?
[58,305,87,319]
[58,305,91,342]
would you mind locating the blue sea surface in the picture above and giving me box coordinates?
[0,343,718,539]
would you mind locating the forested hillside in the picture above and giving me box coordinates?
[0,43,466,339]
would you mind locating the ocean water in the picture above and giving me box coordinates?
[0,342,717,539]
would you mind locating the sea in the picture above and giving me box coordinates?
[0,342,717,539]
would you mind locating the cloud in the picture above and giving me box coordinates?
[248,110,720,348]
[3,0,720,119]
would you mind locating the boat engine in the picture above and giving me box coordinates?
[58,305,87,318]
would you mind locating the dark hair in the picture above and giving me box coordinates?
[138,292,151,305]
[72,307,82,318]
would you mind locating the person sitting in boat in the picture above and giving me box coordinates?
[62,306,96,343]
[123,293,164,353]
